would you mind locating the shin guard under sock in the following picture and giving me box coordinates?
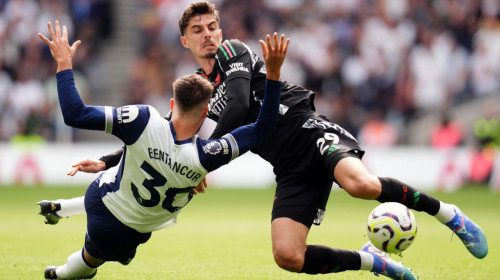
[377,177,440,215]
[300,245,361,274]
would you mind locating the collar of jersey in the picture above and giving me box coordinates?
[196,68,211,80]
[169,121,193,145]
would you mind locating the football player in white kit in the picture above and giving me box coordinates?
[38,20,289,279]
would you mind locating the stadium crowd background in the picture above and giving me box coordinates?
[1,0,499,152]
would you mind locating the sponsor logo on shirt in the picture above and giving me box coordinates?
[117,106,139,124]
[209,82,227,118]
[220,139,229,155]
[225,62,249,76]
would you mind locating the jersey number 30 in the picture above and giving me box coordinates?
[131,161,193,213]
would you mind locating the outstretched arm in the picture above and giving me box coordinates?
[39,21,108,130]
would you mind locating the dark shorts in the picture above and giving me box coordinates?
[84,180,151,265]
[266,102,364,228]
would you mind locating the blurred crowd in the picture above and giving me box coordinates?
[1,0,500,152]
[0,0,111,142]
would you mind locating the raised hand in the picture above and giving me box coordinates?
[259,32,290,81]
[38,20,81,72]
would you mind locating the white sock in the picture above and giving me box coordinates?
[55,196,86,217]
[359,251,374,271]
[434,202,457,223]
[55,250,97,279]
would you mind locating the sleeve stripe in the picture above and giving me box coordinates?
[223,133,239,161]
[220,41,237,59]
[225,41,237,56]
[104,106,113,134]
[219,44,230,60]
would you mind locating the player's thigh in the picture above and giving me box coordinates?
[334,156,381,199]
[271,217,309,255]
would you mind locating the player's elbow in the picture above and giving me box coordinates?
[63,116,78,127]
[61,111,82,127]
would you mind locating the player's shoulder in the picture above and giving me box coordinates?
[144,104,161,117]
[118,105,163,125]
[217,39,251,60]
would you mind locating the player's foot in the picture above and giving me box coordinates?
[44,266,57,279]
[445,206,488,259]
[37,200,62,225]
[361,241,417,280]
[44,266,97,279]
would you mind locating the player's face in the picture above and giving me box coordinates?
[181,14,222,59]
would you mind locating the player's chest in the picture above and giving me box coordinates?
[208,71,228,118]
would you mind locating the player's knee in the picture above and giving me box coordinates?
[343,174,380,199]
[272,244,305,272]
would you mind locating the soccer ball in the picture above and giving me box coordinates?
[366,202,417,254]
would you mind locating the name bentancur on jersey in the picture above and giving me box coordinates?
[147,148,202,182]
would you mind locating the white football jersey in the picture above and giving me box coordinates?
[56,69,281,233]
[97,105,238,233]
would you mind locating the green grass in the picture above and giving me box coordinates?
[0,185,499,279]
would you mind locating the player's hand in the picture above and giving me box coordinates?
[67,159,106,176]
[192,177,208,195]
[38,20,81,72]
[259,32,290,81]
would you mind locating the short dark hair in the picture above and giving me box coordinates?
[179,1,220,36]
[173,74,213,111]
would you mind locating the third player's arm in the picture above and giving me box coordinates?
[209,77,251,139]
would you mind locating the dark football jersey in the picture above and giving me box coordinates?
[196,39,314,137]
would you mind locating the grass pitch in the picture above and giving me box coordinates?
[0,185,499,279]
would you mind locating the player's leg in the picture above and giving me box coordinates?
[270,213,416,279]
[334,156,488,259]
[84,180,152,266]
[271,216,363,273]
[44,248,100,279]
[271,217,307,271]
[38,196,86,225]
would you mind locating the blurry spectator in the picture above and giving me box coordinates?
[357,107,397,147]
[469,103,500,184]
[127,41,173,115]
[468,22,500,97]
[0,0,112,141]
[3,0,39,47]
[431,112,465,191]
[408,26,450,111]
[431,112,464,148]
[8,50,47,133]
[9,110,46,185]
[469,146,497,184]
[474,103,500,148]
[37,0,74,44]
[0,63,13,139]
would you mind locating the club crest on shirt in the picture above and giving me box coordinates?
[203,141,222,155]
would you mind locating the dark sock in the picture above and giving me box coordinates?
[377,177,440,215]
[300,245,361,274]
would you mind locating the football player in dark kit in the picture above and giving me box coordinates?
[40,1,487,279]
